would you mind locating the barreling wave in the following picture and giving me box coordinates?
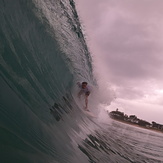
[0,0,97,162]
[1,1,163,163]
[0,0,95,110]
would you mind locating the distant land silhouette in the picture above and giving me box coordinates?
[108,108,163,133]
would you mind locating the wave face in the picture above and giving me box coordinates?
[0,0,163,163]
[0,0,95,162]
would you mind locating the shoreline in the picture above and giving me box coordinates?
[111,118,163,134]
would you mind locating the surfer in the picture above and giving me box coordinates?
[77,82,91,111]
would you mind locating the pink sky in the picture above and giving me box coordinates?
[75,0,163,124]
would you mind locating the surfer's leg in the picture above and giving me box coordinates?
[85,95,89,111]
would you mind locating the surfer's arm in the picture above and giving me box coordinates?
[77,82,82,98]
[78,90,83,98]
[77,82,81,87]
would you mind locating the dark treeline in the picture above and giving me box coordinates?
[108,109,163,132]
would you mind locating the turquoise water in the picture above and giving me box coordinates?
[0,0,163,163]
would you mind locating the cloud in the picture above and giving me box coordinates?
[75,0,163,123]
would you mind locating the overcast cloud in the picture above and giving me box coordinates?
[75,0,163,124]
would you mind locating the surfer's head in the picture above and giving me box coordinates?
[82,82,87,88]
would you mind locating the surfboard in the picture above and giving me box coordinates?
[83,110,97,118]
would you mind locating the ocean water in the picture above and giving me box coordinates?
[0,0,163,163]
